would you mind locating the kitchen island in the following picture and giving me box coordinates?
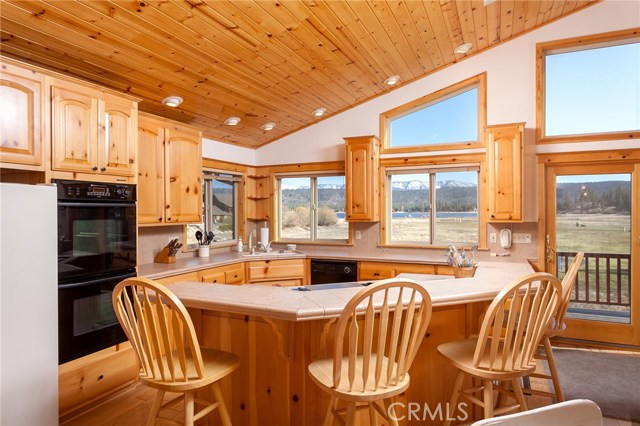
[166,260,533,426]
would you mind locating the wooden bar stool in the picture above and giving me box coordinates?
[308,278,433,426]
[527,252,584,401]
[112,277,240,426]
[438,272,562,425]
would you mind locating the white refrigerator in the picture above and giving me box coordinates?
[0,183,58,425]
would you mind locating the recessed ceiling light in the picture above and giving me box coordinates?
[161,96,183,107]
[261,122,276,131]
[455,42,473,54]
[312,107,326,117]
[384,75,400,86]
[224,116,241,126]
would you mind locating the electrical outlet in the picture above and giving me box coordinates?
[355,231,362,240]
[513,233,532,244]
[489,232,497,243]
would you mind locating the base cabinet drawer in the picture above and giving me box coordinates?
[250,278,304,287]
[58,342,138,416]
[247,259,305,281]
[359,261,452,280]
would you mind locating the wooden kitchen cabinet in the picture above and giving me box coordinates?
[200,263,245,285]
[138,114,202,225]
[345,136,379,222]
[486,123,524,222]
[58,342,138,416]
[247,258,306,286]
[0,60,45,170]
[358,261,453,280]
[51,78,137,177]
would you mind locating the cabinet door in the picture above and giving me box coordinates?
[137,117,165,224]
[224,264,245,285]
[98,94,137,176]
[200,268,226,284]
[0,62,44,167]
[487,123,524,222]
[345,136,379,222]
[164,125,202,224]
[52,81,99,173]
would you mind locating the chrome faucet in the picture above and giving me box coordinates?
[258,240,274,252]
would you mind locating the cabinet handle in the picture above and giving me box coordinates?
[490,214,495,219]
[167,217,172,221]
[158,218,162,222]
[373,272,380,277]
[100,167,106,172]
[92,166,98,171]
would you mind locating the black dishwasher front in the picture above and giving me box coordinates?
[310,259,358,284]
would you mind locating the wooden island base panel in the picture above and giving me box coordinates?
[166,260,533,426]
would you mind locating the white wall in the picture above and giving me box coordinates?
[255,0,640,166]
[202,137,256,166]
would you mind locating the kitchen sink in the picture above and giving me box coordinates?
[239,250,301,258]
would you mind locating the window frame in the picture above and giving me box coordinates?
[185,169,241,249]
[380,73,487,154]
[536,29,640,144]
[275,172,351,244]
[384,164,480,247]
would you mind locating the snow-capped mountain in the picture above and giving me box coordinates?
[436,180,476,189]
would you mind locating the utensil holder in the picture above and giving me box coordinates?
[198,246,210,258]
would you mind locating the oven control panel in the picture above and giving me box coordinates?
[54,179,136,201]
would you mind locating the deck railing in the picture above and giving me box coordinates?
[557,251,631,307]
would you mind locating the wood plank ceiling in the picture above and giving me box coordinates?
[0,0,598,148]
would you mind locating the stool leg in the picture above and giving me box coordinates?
[383,398,400,426]
[483,380,494,419]
[542,337,564,402]
[345,402,356,426]
[369,402,379,426]
[212,382,232,426]
[184,391,195,426]
[444,370,465,426]
[323,395,337,426]
[147,390,164,426]
[511,378,528,412]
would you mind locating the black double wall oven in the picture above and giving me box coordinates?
[56,180,136,364]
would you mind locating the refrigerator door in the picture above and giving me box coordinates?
[1,183,58,425]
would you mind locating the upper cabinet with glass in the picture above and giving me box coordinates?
[537,30,640,143]
[380,73,486,153]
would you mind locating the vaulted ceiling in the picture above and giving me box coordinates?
[0,1,598,148]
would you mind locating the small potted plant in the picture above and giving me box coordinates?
[446,245,478,278]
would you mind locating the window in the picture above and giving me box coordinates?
[538,31,640,142]
[386,167,478,245]
[186,171,240,247]
[381,74,486,151]
[277,174,348,242]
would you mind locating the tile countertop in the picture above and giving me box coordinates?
[138,249,532,280]
[165,259,535,322]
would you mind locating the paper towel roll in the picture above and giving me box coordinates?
[260,228,270,245]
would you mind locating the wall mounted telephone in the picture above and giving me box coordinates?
[500,229,512,249]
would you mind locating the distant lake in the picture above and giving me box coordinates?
[336,212,477,219]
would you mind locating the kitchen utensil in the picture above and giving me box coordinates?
[208,231,214,244]
[195,231,203,245]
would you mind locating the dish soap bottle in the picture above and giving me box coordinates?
[237,236,243,253]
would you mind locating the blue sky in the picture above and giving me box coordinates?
[546,41,640,136]
[557,174,631,184]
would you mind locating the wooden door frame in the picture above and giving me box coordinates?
[537,150,640,345]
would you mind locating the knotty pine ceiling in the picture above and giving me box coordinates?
[0,0,598,148]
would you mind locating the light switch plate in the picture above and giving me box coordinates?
[513,233,532,244]
[355,231,362,240]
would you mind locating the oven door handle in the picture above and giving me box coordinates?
[58,272,137,289]
[58,201,135,208]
